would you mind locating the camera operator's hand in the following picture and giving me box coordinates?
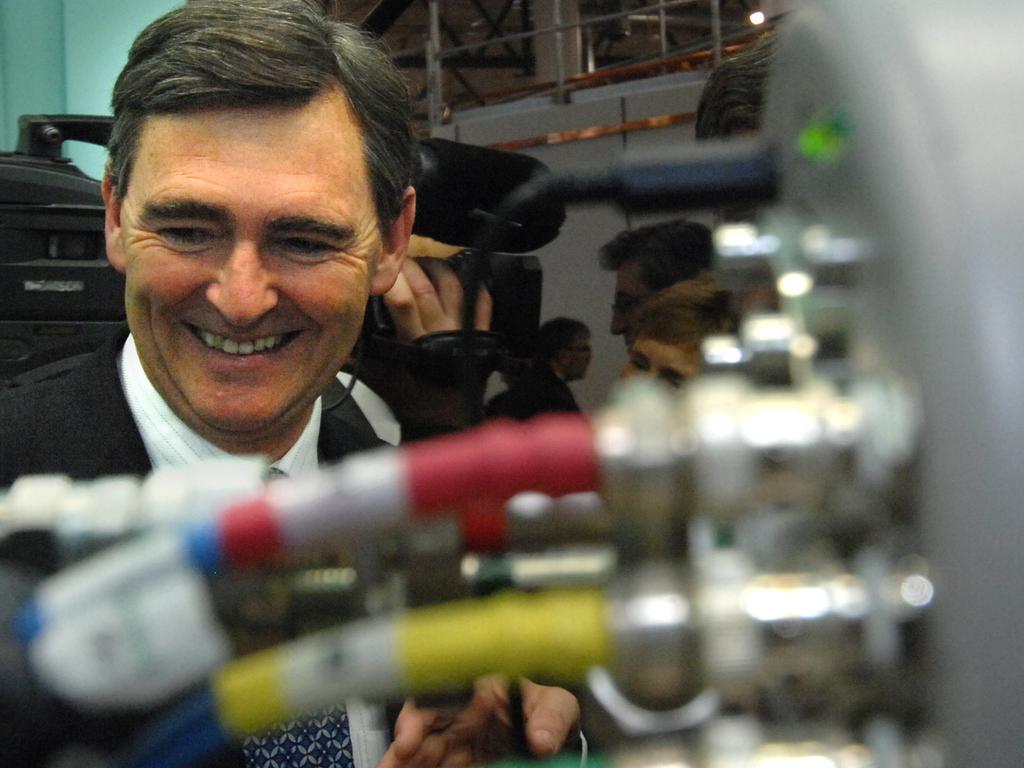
[383,257,493,342]
[357,257,494,438]
[377,676,580,768]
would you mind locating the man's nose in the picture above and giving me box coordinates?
[206,244,278,325]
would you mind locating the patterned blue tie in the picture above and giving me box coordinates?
[243,706,354,768]
[246,468,356,767]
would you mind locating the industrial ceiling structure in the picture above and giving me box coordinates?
[333,0,770,128]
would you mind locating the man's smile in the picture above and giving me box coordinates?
[186,323,301,357]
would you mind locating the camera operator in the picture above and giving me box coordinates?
[0,1,578,766]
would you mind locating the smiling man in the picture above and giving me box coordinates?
[103,88,405,461]
[1,0,417,481]
[0,1,578,766]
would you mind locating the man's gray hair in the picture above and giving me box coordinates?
[107,0,418,229]
[695,32,776,140]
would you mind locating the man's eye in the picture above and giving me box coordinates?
[160,227,214,248]
[276,237,338,260]
[612,294,643,314]
[658,370,685,388]
[628,354,650,371]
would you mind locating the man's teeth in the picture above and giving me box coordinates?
[200,331,283,355]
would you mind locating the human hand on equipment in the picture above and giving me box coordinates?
[378,676,581,768]
[363,257,495,437]
[383,257,493,342]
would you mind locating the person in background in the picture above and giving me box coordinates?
[598,219,714,346]
[621,273,736,388]
[695,31,777,141]
[485,317,592,420]
[694,31,779,312]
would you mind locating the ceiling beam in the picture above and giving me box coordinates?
[361,0,417,36]
[394,53,535,70]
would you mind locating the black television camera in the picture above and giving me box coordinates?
[0,115,125,382]
[0,116,560,385]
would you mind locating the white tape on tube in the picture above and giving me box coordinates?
[281,618,402,715]
[268,448,410,549]
[140,457,267,527]
[29,563,231,711]
[33,532,195,625]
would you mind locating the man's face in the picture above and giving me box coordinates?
[560,334,593,382]
[621,337,702,389]
[610,257,653,346]
[103,88,413,457]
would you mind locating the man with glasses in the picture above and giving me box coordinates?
[486,317,592,420]
[598,219,714,346]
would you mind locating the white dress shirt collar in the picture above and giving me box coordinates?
[118,333,321,475]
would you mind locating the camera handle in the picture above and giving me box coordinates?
[15,115,113,159]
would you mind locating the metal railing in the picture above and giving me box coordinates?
[388,0,767,128]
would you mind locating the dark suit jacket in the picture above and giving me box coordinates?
[0,329,381,766]
[484,364,579,421]
[0,328,381,487]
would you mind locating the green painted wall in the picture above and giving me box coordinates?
[62,0,177,177]
[0,0,66,152]
[0,0,175,177]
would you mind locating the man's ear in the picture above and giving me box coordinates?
[370,186,416,296]
[101,172,127,274]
